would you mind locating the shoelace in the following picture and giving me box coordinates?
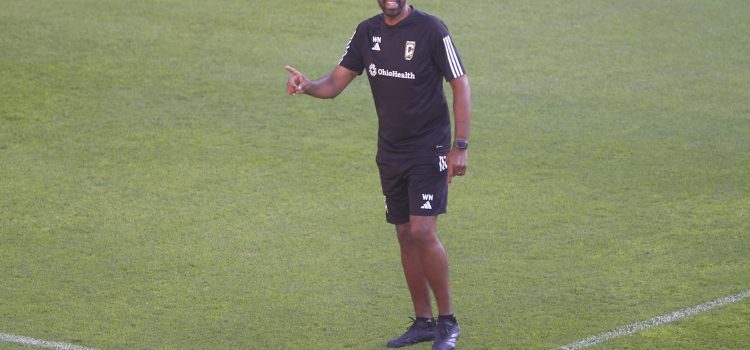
[402,317,434,331]
[402,317,419,330]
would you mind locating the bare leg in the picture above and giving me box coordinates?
[396,222,433,318]
[396,215,453,317]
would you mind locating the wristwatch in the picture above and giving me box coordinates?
[454,140,468,150]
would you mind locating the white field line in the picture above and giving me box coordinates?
[0,332,97,350]
[556,289,750,350]
[3,290,748,350]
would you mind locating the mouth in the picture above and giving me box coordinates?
[384,1,400,10]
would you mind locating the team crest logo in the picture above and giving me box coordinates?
[404,41,416,60]
[368,63,377,77]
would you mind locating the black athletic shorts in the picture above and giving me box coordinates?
[376,153,449,224]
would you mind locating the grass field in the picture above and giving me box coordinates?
[1,0,749,349]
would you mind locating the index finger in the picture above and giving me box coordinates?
[284,65,301,76]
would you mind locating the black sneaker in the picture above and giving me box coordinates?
[387,317,436,348]
[432,318,460,350]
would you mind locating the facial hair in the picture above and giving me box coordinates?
[379,0,406,18]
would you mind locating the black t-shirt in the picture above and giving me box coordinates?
[338,7,466,159]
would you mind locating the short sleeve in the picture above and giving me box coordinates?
[432,20,466,81]
[338,24,366,74]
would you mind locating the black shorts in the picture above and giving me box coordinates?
[377,153,449,224]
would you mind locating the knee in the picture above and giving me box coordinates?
[396,225,415,246]
[397,219,437,247]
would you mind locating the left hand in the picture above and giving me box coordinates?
[447,148,468,185]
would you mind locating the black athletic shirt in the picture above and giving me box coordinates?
[338,7,466,159]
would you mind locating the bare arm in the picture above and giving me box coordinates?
[285,65,358,99]
[446,75,472,184]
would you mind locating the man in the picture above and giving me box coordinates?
[284,1,471,349]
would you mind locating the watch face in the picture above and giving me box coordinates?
[455,141,468,149]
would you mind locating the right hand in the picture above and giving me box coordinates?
[285,65,309,95]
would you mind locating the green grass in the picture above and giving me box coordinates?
[1,0,749,349]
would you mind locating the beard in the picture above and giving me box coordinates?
[379,0,406,18]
